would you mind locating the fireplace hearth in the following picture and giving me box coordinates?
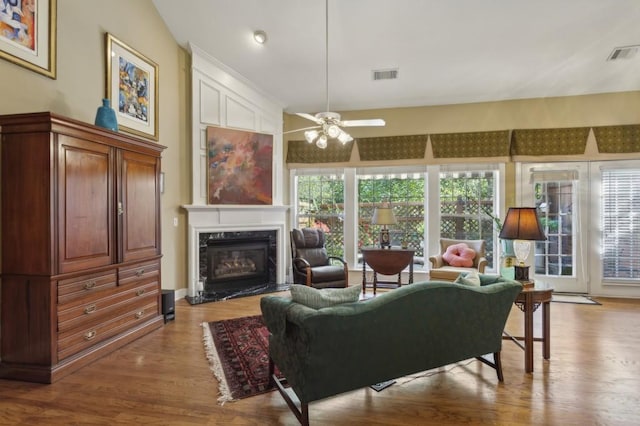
[186,230,288,304]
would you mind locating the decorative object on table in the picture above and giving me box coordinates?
[94,98,118,131]
[371,203,396,248]
[105,33,158,140]
[0,0,57,78]
[498,207,546,283]
[202,315,283,403]
[206,126,273,205]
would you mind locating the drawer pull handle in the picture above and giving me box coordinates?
[136,289,145,296]
[135,310,145,319]
[84,330,97,341]
[84,304,97,314]
[135,268,145,277]
[84,280,96,290]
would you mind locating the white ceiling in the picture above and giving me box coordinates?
[152,0,640,114]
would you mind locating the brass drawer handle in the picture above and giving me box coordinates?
[136,289,145,296]
[84,330,97,341]
[135,268,145,277]
[135,310,145,319]
[84,304,97,314]
[84,280,96,290]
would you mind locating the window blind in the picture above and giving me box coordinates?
[601,169,640,280]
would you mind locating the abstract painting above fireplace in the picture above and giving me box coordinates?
[206,126,273,205]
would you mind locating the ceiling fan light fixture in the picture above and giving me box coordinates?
[337,130,353,144]
[316,134,328,149]
[253,30,267,44]
[325,124,341,138]
[304,129,319,144]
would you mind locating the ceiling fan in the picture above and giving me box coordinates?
[285,0,386,149]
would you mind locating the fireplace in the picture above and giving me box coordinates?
[186,229,287,304]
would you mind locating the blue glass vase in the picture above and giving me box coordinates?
[94,98,118,131]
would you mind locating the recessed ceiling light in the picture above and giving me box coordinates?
[253,30,267,44]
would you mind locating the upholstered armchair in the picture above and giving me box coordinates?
[429,238,488,281]
[290,228,348,288]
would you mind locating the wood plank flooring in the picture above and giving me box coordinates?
[1,291,639,425]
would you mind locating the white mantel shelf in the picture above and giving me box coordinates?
[182,204,290,212]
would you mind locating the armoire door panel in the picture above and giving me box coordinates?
[58,135,114,273]
[119,150,160,262]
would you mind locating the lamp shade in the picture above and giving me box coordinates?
[371,207,396,226]
[498,207,546,241]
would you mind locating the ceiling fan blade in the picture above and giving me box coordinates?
[282,125,320,135]
[341,118,386,127]
[296,113,323,124]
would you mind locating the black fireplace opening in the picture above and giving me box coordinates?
[206,239,270,291]
[188,230,287,304]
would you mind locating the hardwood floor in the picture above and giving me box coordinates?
[1,292,639,425]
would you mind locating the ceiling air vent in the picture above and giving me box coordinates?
[607,45,639,61]
[373,68,399,81]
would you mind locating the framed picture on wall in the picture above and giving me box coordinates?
[206,126,273,205]
[105,33,158,140]
[0,0,57,79]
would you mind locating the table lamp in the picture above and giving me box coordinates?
[498,207,546,283]
[371,205,397,249]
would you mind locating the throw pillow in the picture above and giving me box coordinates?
[454,271,481,286]
[290,284,361,309]
[442,243,476,267]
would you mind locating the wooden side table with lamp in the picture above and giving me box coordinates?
[363,203,414,295]
[498,207,553,372]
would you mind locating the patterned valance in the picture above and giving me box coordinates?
[357,134,428,161]
[592,124,640,153]
[511,127,589,155]
[286,139,354,163]
[430,130,510,158]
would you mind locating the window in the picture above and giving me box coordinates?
[601,168,640,280]
[439,169,498,268]
[295,173,345,258]
[533,175,576,277]
[292,164,503,272]
[356,170,425,257]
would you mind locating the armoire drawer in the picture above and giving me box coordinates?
[58,269,118,305]
[58,281,159,333]
[118,260,160,287]
[57,298,159,360]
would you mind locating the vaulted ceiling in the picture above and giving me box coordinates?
[152,0,640,114]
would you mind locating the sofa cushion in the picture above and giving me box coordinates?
[290,284,361,309]
[454,271,481,286]
[443,243,476,267]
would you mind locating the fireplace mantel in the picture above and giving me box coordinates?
[183,204,290,298]
[182,204,290,212]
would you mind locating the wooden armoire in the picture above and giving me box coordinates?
[0,112,165,383]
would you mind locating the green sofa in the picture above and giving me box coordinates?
[260,275,522,425]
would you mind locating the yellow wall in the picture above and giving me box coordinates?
[285,91,640,141]
[284,91,640,206]
[0,0,190,292]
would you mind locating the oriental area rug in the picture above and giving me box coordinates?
[202,315,281,403]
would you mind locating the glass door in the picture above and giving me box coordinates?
[519,162,589,293]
